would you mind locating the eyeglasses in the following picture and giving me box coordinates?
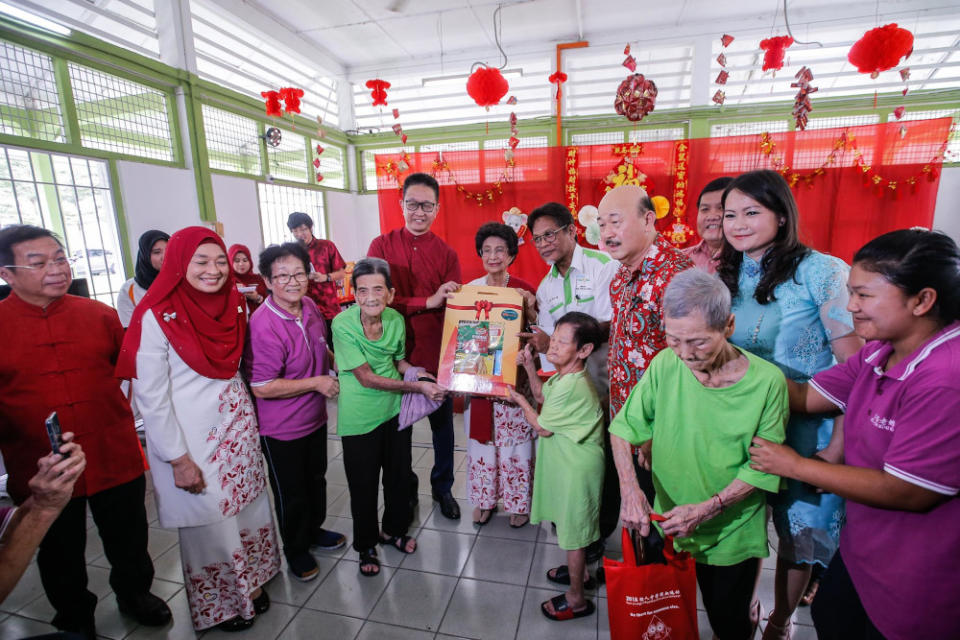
[532,225,569,246]
[271,272,308,285]
[2,257,70,272]
[404,200,436,213]
[481,246,509,257]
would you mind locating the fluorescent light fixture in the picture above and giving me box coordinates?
[421,67,524,86]
[0,2,71,36]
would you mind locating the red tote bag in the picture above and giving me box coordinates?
[603,515,699,640]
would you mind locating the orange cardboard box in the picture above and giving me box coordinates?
[437,285,524,397]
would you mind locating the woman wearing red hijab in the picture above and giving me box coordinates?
[228,244,268,313]
[117,227,280,632]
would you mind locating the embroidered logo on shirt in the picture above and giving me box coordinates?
[870,414,896,432]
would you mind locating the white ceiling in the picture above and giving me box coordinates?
[235,0,956,80]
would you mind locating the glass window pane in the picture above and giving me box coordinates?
[14,182,42,226]
[8,148,33,181]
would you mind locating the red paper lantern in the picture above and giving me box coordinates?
[848,23,914,78]
[278,87,304,114]
[261,90,282,117]
[365,79,391,106]
[614,74,658,122]
[466,66,509,110]
[760,36,794,72]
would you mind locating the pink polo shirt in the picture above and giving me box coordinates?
[810,321,960,640]
[246,296,330,440]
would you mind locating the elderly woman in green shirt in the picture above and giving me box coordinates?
[609,268,788,640]
[331,258,446,577]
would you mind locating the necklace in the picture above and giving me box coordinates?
[486,272,510,287]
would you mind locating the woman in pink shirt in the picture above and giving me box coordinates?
[750,228,960,640]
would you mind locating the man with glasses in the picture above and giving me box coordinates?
[287,211,347,332]
[0,225,171,638]
[246,242,345,582]
[367,173,461,520]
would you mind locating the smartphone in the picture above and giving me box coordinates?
[45,411,67,456]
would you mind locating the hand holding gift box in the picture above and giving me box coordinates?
[437,285,524,397]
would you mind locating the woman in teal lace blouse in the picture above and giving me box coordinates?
[718,170,863,640]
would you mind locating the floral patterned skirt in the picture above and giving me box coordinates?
[179,492,281,630]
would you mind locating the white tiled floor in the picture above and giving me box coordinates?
[0,407,818,640]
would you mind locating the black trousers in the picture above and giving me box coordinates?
[812,552,886,640]
[696,557,762,640]
[409,395,455,496]
[36,474,154,633]
[598,431,656,541]
[261,426,329,561]
[341,415,412,552]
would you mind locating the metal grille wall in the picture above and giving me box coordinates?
[0,40,64,142]
[68,63,174,161]
[202,104,262,175]
[0,145,126,307]
[257,182,326,248]
[265,127,307,183]
[314,141,345,190]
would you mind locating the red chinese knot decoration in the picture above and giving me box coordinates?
[848,23,914,78]
[365,79,391,106]
[760,36,794,72]
[614,73,657,122]
[466,66,509,110]
[278,87,304,114]
[548,71,568,99]
[261,90,282,117]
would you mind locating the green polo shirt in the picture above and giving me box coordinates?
[332,305,406,436]
[609,347,788,565]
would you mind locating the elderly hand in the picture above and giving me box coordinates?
[418,380,447,403]
[171,454,206,494]
[619,484,653,536]
[661,503,710,538]
[28,433,86,512]
[315,375,339,398]
[750,437,802,477]
[515,344,535,370]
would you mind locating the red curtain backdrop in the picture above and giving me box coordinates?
[376,118,950,286]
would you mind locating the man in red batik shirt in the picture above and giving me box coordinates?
[367,173,462,520]
[0,225,171,639]
[597,186,693,550]
[288,211,347,329]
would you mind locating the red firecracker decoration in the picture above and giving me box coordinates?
[261,90,282,117]
[721,34,735,47]
[623,55,637,72]
[715,70,729,84]
[791,66,818,130]
[548,71,568,99]
[624,44,631,55]
[848,23,914,78]
[893,106,906,120]
[365,79,391,106]
[278,88,304,114]
[466,66,509,110]
[712,90,726,105]
[392,108,399,119]
[614,73,657,122]
[760,36,794,72]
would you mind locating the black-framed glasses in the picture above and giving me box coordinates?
[532,224,570,246]
[271,272,308,285]
[404,200,437,213]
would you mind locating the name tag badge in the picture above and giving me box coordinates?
[575,277,593,302]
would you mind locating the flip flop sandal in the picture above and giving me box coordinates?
[546,565,597,590]
[473,506,497,526]
[540,594,596,621]
[379,532,417,554]
[508,514,529,528]
[359,548,380,577]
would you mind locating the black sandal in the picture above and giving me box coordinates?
[379,532,417,554]
[359,548,380,577]
[217,616,255,632]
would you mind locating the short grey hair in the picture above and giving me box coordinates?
[352,257,392,289]
[663,269,731,331]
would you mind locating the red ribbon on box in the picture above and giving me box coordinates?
[447,299,521,320]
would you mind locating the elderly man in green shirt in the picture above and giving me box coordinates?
[609,268,788,640]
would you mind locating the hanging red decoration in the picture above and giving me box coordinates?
[760,36,794,72]
[466,66,509,109]
[261,90,282,117]
[721,34,735,47]
[365,79,391,106]
[848,24,914,78]
[614,73,658,122]
[712,90,726,105]
[791,66,818,130]
[622,55,637,72]
[715,70,729,85]
[278,87,304,114]
[548,71,568,99]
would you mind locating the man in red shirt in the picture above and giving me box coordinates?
[287,211,347,328]
[367,173,462,520]
[0,225,171,639]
